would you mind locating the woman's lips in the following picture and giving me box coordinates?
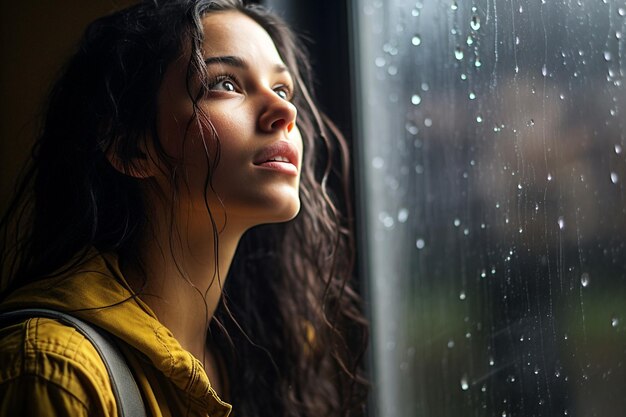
[253,141,300,175]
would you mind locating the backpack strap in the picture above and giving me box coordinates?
[0,308,147,417]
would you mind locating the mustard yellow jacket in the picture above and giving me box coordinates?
[0,252,232,417]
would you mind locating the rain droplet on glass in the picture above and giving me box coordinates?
[459,291,466,300]
[581,273,590,287]
[612,317,619,327]
[610,172,619,184]
[448,339,455,348]
[469,92,476,100]
[541,65,547,76]
[615,144,622,154]
[451,1,458,11]
[466,35,474,46]
[398,208,409,223]
[618,7,626,16]
[411,94,422,105]
[375,57,386,67]
[470,15,481,30]
[547,173,552,181]
[416,238,425,249]
[460,375,469,391]
[558,216,565,229]
[476,115,483,123]
[604,51,612,61]
[474,57,482,68]
[455,47,464,60]
[411,35,422,46]
[454,218,461,227]
[424,118,432,127]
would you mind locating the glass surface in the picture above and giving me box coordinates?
[352,1,626,416]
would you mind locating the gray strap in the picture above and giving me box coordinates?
[0,308,147,417]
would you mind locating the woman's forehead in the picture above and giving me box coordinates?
[200,11,287,70]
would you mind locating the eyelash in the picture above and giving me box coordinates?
[205,73,293,101]
[206,73,240,92]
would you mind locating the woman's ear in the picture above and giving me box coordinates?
[105,140,154,179]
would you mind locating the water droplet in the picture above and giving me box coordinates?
[460,375,469,390]
[447,339,455,348]
[528,119,535,126]
[476,115,483,123]
[502,412,507,417]
[466,35,474,46]
[416,238,425,249]
[424,118,432,127]
[460,73,467,80]
[534,366,540,375]
[411,94,422,105]
[604,51,612,61]
[615,144,622,154]
[489,357,495,366]
[455,47,464,60]
[411,35,422,46]
[469,92,476,100]
[514,65,519,74]
[559,93,565,100]
[411,8,420,17]
[387,65,398,75]
[480,269,487,278]
[610,172,619,184]
[491,267,496,274]
[619,7,626,16]
[616,31,623,39]
[405,123,419,135]
[555,369,561,378]
[517,183,522,190]
[470,15,481,30]
[372,157,384,169]
[421,82,430,91]
[557,216,565,230]
[398,208,409,223]
[581,273,590,287]
[611,317,619,327]
[454,218,461,227]
[547,173,552,181]
[474,57,482,68]
[542,65,547,76]
[451,1,458,11]
[379,212,394,228]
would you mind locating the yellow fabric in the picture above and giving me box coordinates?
[0,251,232,417]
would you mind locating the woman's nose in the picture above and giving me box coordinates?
[258,91,297,134]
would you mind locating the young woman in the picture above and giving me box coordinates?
[0,1,368,416]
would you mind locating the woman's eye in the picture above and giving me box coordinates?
[274,86,292,100]
[207,76,239,93]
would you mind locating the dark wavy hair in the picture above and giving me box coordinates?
[0,0,368,416]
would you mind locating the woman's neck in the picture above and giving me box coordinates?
[121,208,243,364]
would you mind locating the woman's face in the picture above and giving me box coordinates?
[154,10,303,232]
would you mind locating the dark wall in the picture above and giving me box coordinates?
[0,0,136,211]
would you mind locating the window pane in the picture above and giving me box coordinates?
[352,1,626,416]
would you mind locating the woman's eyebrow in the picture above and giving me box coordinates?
[204,55,290,75]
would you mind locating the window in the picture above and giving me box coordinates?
[351,1,626,416]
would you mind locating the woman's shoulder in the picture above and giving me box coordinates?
[0,317,116,416]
